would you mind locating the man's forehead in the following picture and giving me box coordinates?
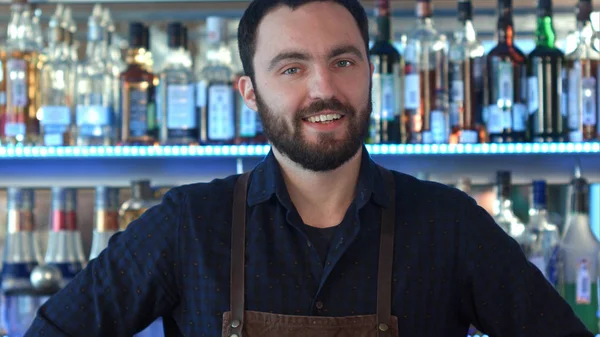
[254,2,364,59]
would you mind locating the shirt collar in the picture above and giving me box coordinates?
[247,145,390,210]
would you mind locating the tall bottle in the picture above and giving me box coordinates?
[44,187,85,289]
[39,6,73,146]
[101,8,126,129]
[89,186,120,260]
[522,180,560,280]
[62,7,78,115]
[197,17,236,145]
[1,188,41,294]
[0,40,6,138]
[75,5,114,146]
[119,23,157,145]
[448,0,485,144]
[159,22,198,145]
[118,180,161,231]
[565,0,600,142]
[367,0,404,144]
[492,171,526,240]
[553,168,600,333]
[404,0,449,144]
[2,0,41,145]
[527,0,566,142]
[485,0,527,143]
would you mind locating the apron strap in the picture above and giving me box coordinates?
[230,172,251,337]
[376,166,396,337]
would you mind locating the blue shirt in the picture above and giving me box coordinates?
[25,147,592,337]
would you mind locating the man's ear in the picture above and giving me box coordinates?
[238,76,258,111]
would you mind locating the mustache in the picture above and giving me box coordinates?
[296,98,355,119]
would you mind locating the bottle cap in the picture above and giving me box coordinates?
[129,22,145,48]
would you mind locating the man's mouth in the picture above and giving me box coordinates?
[302,113,345,124]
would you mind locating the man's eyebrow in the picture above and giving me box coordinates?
[267,51,311,71]
[328,45,364,61]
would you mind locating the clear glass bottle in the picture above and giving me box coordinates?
[522,180,560,281]
[44,187,85,289]
[89,186,120,261]
[403,0,449,144]
[551,168,600,333]
[492,170,526,240]
[119,180,161,231]
[2,0,41,145]
[159,22,197,145]
[119,23,157,145]
[527,0,566,143]
[485,0,528,143]
[75,5,115,146]
[197,17,236,145]
[448,0,486,144]
[101,8,126,130]
[39,7,73,146]
[565,0,600,142]
[367,0,404,144]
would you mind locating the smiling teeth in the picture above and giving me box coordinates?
[307,114,342,123]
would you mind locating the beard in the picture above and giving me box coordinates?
[254,83,371,172]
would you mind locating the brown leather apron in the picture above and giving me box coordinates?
[222,166,398,337]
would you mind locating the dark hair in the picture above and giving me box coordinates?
[237,0,370,80]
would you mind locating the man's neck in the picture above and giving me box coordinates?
[273,146,363,229]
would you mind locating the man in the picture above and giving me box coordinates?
[25,0,592,336]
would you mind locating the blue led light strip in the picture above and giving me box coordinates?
[0,143,597,158]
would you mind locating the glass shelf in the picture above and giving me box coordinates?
[0,142,598,159]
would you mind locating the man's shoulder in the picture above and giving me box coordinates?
[168,173,241,201]
[388,169,475,207]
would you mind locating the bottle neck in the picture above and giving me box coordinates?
[375,14,391,43]
[536,15,556,48]
[461,19,478,42]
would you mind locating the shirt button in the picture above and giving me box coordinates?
[315,301,324,310]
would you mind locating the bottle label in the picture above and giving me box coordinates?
[459,130,478,144]
[568,67,581,129]
[450,80,464,127]
[486,105,503,133]
[196,81,207,108]
[1,262,38,293]
[40,106,71,126]
[576,258,592,304]
[7,59,28,107]
[167,84,196,129]
[512,104,526,131]
[429,110,447,143]
[239,99,257,138]
[208,84,235,141]
[569,130,583,142]
[528,76,539,115]
[582,77,597,126]
[529,255,547,278]
[4,122,26,137]
[498,61,513,104]
[76,105,111,126]
[129,89,149,137]
[404,73,420,109]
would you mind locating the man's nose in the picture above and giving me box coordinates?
[307,65,337,101]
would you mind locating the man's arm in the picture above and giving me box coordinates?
[459,199,593,337]
[24,189,183,336]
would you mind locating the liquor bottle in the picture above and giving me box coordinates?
[101,8,126,130]
[367,0,404,144]
[197,17,236,145]
[2,0,41,145]
[521,180,560,280]
[565,0,600,142]
[75,5,115,146]
[0,42,6,136]
[119,22,157,145]
[552,168,600,333]
[485,0,527,143]
[448,0,486,144]
[404,0,449,144]
[39,7,73,146]
[492,170,526,240]
[44,187,85,289]
[159,22,198,145]
[1,188,42,294]
[62,7,79,115]
[89,186,120,260]
[118,180,161,231]
[527,0,566,143]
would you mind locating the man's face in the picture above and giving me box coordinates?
[243,2,372,172]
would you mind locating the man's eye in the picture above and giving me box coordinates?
[283,67,299,75]
[336,60,353,67]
